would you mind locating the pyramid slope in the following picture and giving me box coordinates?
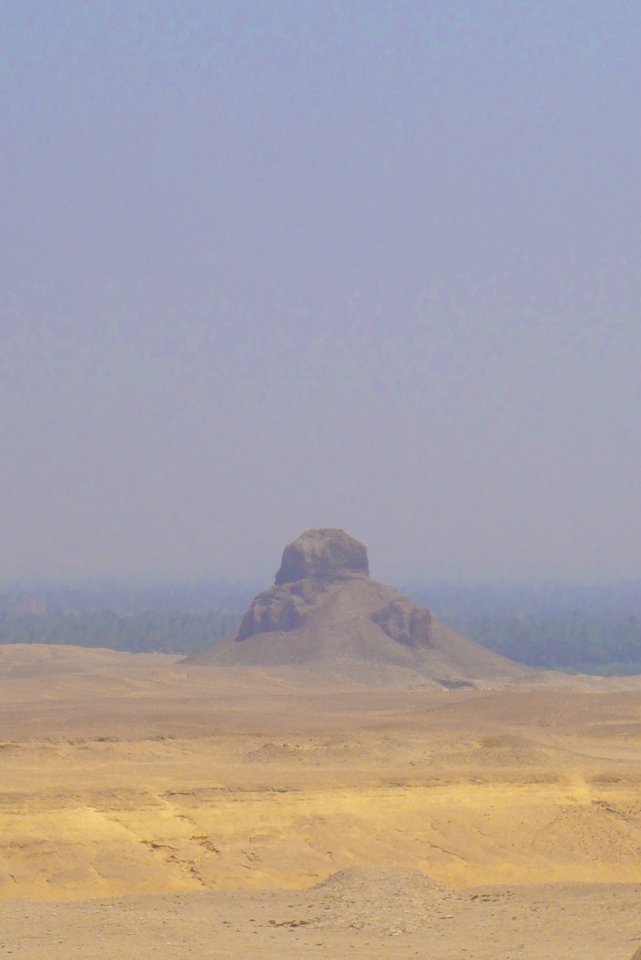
[182,577,528,687]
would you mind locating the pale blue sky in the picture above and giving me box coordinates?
[2,1,640,581]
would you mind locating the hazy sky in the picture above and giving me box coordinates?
[2,1,641,583]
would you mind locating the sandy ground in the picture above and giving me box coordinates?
[1,643,641,958]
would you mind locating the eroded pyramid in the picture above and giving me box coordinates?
[188,528,527,687]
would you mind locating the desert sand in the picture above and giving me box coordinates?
[1,643,641,958]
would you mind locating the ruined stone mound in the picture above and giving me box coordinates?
[314,865,453,902]
[310,867,461,935]
[188,528,527,686]
[236,529,431,647]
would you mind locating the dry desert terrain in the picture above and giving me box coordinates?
[1,643,641,958]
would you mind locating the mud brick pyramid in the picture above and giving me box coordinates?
[189,528,526,687]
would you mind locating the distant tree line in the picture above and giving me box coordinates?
[3,577,641,672]
[0,579,253,655]
[0,609,236,655]
[405,579,641,675]
[461,614,641,675]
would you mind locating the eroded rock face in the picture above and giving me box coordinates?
[274,528,369,585]
[238,528,369,641]
[237,529,433,647]
[237,578,329,640]
[370,598,432,648]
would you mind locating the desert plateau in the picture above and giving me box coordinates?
[2,532,641,959]
[6,2,639,954]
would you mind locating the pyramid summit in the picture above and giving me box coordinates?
[189,528,527,688]
[275,528,369,584]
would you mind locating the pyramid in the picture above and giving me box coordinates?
[188,529,527,688]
